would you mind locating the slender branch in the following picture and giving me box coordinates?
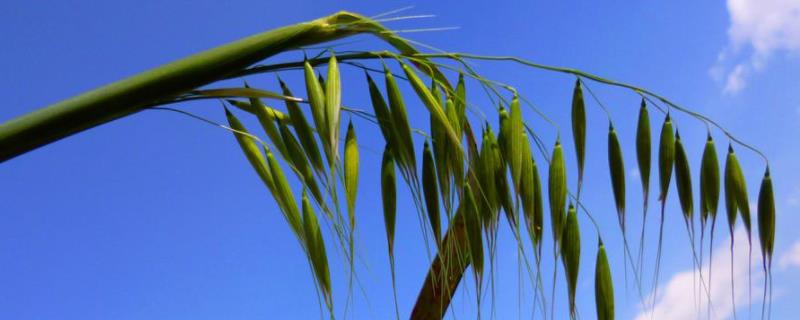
[410,212,470,320]
[415,52,769,164]
[0,13,364,162]
[0,11,447,163]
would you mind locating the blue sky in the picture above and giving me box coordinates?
[2,1,799,319]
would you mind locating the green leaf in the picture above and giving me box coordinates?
[192,87,302,102]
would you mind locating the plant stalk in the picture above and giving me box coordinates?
[0,11,387,162]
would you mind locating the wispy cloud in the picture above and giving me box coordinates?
[723,64,747,94]
[628,168,640,179]
[635,228,762,320]
[712,0,800,94]
[787,187,800,207]
[779,241,800,270]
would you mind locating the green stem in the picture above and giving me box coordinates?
[0,13,354,161]
[0,11,445,162]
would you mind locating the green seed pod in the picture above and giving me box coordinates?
[509,94,524,193]
[279,79,324,175]
[303,60,330,160]
[225,108,274,191]
[572,79,586,187]
[725,145,751,237]
[636,99,651,205]
[225,99,257,115]
[757,167,775,266]
[325,53,341,164]
[674,131,693,220]
[422,141,442,245]
[497,106,511,167]
[724,146,739,232]
[700,134,720,225]
[266,150,304,243]
[401,62,461,152]
[493,131,516,226]
[595,239,614,320]
[366,73,395,146]
[446,97,464,198]
[430,79,443,107]
[384,65,417,174]
[520,152,539,245]
[246,89,288,160]
[344,121,359,228]
[520,135,536,243]
[658,114,675,201]
[479,126,499,219]
[549,140,568,243]
[381,146,397,254]
[430,101,450,216]
[532,159,544,252]
[278,122,322,205]
[464,183,484,278]
[455,73,467,128]
[302,191,332,306]
[608,123,626,230]
[561,203,581,318]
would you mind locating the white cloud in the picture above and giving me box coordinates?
[779,241,800,269]
[628,168,640,179]
[713,0,800,93]
[635,228,762,320]
[723,64,748,94]
[787,187,800,206]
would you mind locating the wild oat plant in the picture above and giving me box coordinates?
[0,10,777,320]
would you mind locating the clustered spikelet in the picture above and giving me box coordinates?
[3,11,777,320]
[222,55,775,320]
